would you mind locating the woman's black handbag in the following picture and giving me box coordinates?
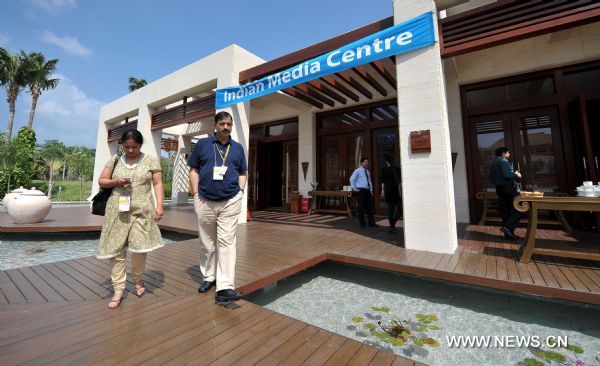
[91,155,120,216]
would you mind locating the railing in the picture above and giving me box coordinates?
[151,95,215,131]
[440,0,600,57]
[107,121,138,142]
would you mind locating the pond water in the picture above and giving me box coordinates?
[247,262,600,366]
[0,231,195,270]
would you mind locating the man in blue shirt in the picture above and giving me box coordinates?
[490,146,522,239]
[350,157,377,228]
[188,111,247,303]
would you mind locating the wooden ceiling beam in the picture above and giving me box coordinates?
[335,71,373,99]
[320,75,360,102]
[282,88,323,109]
[293,84,335,107]
[352,66,387,97]
[307,80,346,104]
[370,60,397,90]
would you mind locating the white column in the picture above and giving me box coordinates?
[394,0,458,253]
[137,104,161,159]
[297,109,316,197]
[171,135,192,205]
[90,115,116,198]
[218,75,250,224]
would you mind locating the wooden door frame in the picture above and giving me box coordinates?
[508,106,567,193]
[370,126,401,216]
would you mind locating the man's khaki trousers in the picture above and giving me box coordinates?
[194,191,243,291]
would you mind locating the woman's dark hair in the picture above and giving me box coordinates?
[495,146,509,157]
[120,129,144,145]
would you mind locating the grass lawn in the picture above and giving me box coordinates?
[32,179,93,202]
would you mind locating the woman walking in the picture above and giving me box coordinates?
[96,129,164,308]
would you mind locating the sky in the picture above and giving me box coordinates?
[0,0,393,148]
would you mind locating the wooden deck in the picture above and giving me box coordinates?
[1,205,599,364]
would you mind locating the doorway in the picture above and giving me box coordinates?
[248,119,299,210]
[468,107,567,221]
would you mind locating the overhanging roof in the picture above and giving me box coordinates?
[238,1,600,110]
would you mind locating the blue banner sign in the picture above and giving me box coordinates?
[216,11,435,108]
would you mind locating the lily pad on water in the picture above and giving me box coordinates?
[533,351,567,362]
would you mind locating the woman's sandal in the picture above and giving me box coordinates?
[135,281,146,297]
[108,294,123,309]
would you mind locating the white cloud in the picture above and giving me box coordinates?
[23,0,77,15]
[40,31,91,58]
[18,74,103,147]
[0,34,9,47]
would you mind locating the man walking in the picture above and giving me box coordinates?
[490,146,521,239]
[350,157,377,228]
[380,154,402,233]
[188,111,247,303]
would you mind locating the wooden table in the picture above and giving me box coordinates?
[308,190,355,217]
[514,196,600,263]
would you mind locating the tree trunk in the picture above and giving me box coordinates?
[5,99,16,142]
[80,177,83,201]
[27,93,39,129]
[62,163,66,180]
[47,167,53,198]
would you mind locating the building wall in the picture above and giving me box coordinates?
[444,22,600,223]
[93,45,265,223]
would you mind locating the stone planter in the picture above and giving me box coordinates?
[7,188,52,224]
[2,186,28,208]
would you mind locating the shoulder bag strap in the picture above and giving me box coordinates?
[110,154,121,179]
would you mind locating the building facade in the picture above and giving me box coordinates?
[93,0,600,254]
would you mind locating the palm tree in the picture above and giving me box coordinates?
[0,48,31,142]
[68,148,93,200]
[25,52,59,129]
[128,77,147,92]
[41,139,66,197]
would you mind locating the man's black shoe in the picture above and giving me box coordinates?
[368,223,380,227]
[215,289,243,303]
[389,227,398,234]
[500,227,517,239]
[198,280,216,293]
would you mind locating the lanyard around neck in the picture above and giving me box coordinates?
[214,143,230,166]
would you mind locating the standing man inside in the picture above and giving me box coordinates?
[188,111,247,303]
[380,154,402,234]
[490,146,522,239]
[350,157,377,228]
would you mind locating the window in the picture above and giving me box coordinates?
[371,104,398,121]
[466,77,554,108]
[321,110,367,129]
[564,68,600,94]
[268,122,298,136]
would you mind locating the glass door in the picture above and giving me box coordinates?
[248,144,257,210]
[319,132,366,191]
[372,128,400,215]
[509,107,565,193]
[320,136,341,191]
[468,107,567,222]
[282,142,298,207]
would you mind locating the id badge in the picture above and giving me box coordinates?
[219,166,228,175]
[118,196,131,212]
[213,167,224,181]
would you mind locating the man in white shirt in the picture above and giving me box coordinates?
[350,157,377,228]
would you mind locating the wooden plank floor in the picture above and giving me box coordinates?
[1,205,599,364]
[1,206,599,304]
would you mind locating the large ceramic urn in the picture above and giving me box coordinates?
[6,188,52,224]
[2,186,27,208]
